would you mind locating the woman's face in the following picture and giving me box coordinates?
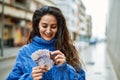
[38,14,58,41]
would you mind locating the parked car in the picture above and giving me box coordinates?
[89,37,97,45]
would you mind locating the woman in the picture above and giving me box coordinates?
[7,6,85,80]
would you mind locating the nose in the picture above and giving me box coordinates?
[46,27,51,33]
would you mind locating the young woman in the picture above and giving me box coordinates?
[7,6,85,80]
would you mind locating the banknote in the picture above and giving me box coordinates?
[31,49,54,70]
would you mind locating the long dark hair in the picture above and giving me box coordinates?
[27,6,83,72]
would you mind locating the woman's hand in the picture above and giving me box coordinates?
[32,66,48,80]
[51,50,66,66]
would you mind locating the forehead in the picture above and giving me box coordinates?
[40,14,57,24]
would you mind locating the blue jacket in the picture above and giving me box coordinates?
[7,36,85,80]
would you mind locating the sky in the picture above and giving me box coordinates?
[82,0,108,38]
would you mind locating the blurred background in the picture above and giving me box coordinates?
[0,0,119,80]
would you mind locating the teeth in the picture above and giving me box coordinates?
[45,34,51,37]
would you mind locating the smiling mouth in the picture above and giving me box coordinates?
[45,34,52,37]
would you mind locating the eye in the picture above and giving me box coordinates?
[42,25,47,28]
[42,26,47,28]
[51,26,57,29]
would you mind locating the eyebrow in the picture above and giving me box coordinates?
[41,23,57,26]
[42,23,47,25]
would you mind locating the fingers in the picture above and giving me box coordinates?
[32,66,47,73]
[54,54,65,60]
[55,55,66,65]
[51,50,66,65]
[32,72,43,80]
[51,50,63,55]
[32,66,48,80]
[34,76,43,80]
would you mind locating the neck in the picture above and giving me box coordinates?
[31,36,56,51]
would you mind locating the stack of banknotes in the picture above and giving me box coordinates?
[31,49,54,70]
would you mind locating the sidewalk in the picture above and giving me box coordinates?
[0,47,20,60]
[80,42,118,80]
[0,47,20,80]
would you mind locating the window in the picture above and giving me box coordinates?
[15,0,29,9]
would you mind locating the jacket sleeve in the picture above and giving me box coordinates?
[52,62,86,80]
[6,49,33,80]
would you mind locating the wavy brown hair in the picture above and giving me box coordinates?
[27,6,83,72]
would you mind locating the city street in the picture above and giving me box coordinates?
[1,0,120,80]
[79,42,118,80]
[0,42,118,80]
[0,47,19,80]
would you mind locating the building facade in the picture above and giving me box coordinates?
[106,0,120,79]
[53,0,92,41]
[0,0,56,47]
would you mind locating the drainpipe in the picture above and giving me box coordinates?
[1,0,5,57]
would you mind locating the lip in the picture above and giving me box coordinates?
[44,33,52,38]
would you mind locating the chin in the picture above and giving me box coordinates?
[44,38,52,41]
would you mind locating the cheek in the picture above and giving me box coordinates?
[55,30,57,34]
[55,28,58,33]
[39,29,44,34]
[38,29,43,36]
[38,26,44,33]
[53,29,58,36]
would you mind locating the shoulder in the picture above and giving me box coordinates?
[17,44,31,56]
[19,44,29,52]
[18,43,38,56]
